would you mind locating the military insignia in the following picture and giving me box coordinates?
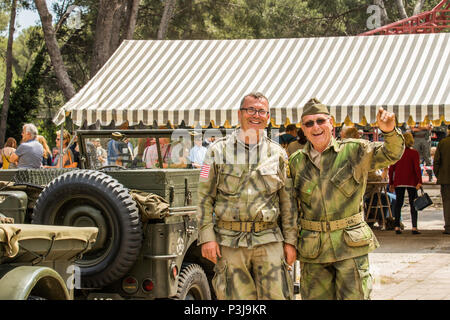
[176,237,185,255]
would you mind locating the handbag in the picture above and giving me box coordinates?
[414,187,433,211]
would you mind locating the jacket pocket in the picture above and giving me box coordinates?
[331,163,360,197]
[214,197,240,221]
[343,222,373,247]
[261,207,279,222]
[212,258,229,300]
[218,165,244,195]
[298,230,321,259]
[259,164,283,194]
[298,179,316,207]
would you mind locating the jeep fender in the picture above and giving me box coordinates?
[0,266,70,300]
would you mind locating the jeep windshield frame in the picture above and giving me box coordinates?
[76,129,231,170]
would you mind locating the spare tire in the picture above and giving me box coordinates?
[32,170,142,288]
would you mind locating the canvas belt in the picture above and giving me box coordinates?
[300,212,364,232]
[217,220,278,233]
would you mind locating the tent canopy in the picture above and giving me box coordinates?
[54,33,450,128]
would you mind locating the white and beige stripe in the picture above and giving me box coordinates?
[54,33,450,127]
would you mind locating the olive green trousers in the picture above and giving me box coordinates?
[300,254,372,300]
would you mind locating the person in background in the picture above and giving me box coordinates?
[9,123,43,169]
[70,134,82,168]
[94,139,107,166]
[279,124,298,148]
[389,132,422,235]
[51,147,59,166]
[364,167,396,229]
[188,132,207,168]
[433,127,450,235]
[203,136,215,148]
[1,137,17,169]
[286,127,307,157]
[340,126,361,139]
[37,135,52,166]
[412,122,433,182]
[45,130,76,168]
[107,139,120,165]
[142,138,171,168]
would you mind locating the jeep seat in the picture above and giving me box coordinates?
[0,224,98,263]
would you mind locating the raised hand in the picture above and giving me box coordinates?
[376,107,396,133]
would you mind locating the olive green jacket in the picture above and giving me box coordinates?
[196,130,298,248]
[434,136,450,185]
[289,128,405,263]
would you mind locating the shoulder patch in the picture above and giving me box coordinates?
[289,148,304,161]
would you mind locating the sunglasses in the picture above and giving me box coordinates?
[303,118,328,128]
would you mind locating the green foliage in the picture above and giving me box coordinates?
[6,47,45,143]
[1,0,447,143]
[0,9,8,33]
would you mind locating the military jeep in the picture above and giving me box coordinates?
[0,215,98,300]
[0,129,220,300]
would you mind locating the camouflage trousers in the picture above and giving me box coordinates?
[300,254,372,300]
[212,241,294,300]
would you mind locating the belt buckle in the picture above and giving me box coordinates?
[322,221,331,232]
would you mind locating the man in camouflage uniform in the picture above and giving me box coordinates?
[197,92,298,300]
[289,98,405,300]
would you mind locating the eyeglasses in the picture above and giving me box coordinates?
[303,118,329,128]
[240,108,269,117]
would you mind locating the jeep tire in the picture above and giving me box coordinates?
[174,263,211,300]
[32,170,142,288]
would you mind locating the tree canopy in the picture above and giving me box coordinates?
[0,0,445,147]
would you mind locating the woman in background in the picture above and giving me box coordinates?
[45,130,76,168]
[389,132,422,235]
[1,137,17,169]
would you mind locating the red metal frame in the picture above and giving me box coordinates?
[359,0,450,35]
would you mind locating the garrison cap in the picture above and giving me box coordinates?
[301,98,330,118]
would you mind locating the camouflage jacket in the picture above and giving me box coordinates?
[289,128,405,263]
[196,130,298,248]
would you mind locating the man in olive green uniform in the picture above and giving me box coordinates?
[289,98,405,300]
[197,92,298,300]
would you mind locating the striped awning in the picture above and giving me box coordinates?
[54,33,450,127]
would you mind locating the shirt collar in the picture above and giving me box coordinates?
[231,128,267,149]
[301,137,340,157]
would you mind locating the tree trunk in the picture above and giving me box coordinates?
[123,0,140,40]
[109,3,127,57]
[413,0,426,15]
[90,0,122,78]
[374,0,390,26]
[158,0,177,40]
[35,0,76,100]
[0,0,17,147]
[396,0,408,19]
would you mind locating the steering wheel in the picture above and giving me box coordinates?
[98,165,126,170]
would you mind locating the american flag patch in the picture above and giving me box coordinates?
[200,164,210,179]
